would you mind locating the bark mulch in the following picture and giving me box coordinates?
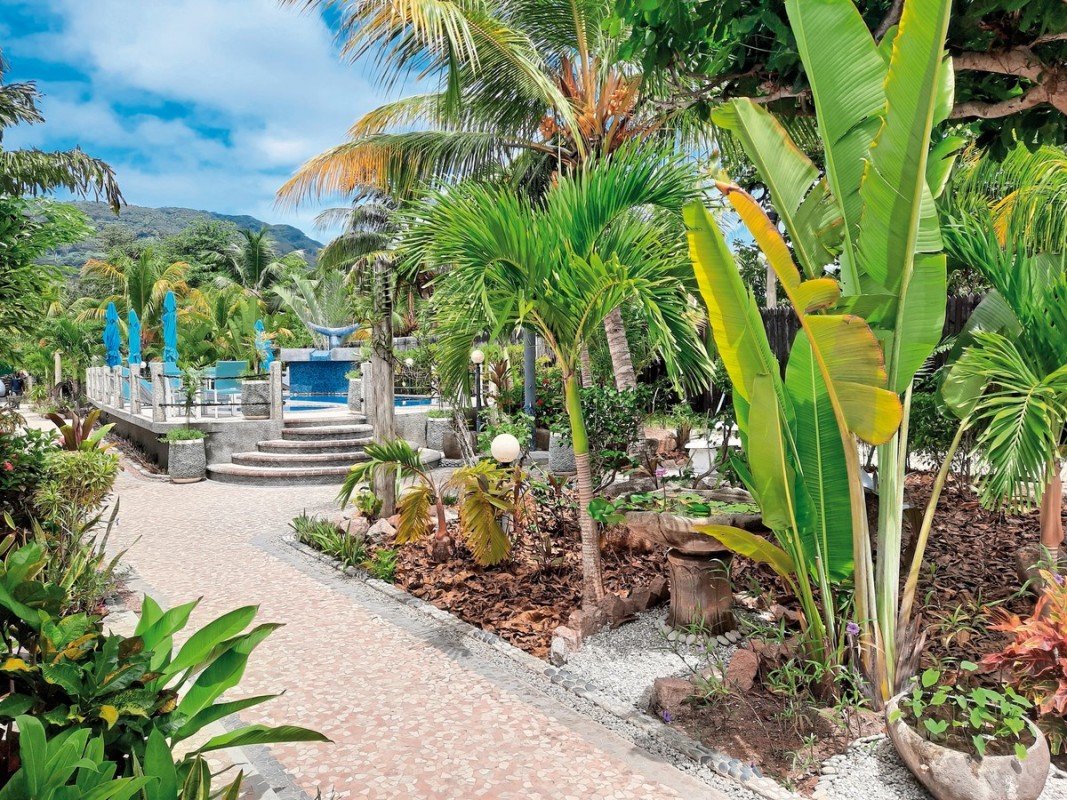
[392,492,667,658]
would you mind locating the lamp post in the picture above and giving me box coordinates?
[491,433,521,464]
[471,349,485,433]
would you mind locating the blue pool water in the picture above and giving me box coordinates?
[283,393,433,411]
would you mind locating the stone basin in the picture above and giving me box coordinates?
[619,489,763,634]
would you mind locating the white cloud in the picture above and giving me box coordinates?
[4,0,394,237]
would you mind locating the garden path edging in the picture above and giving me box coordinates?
[282,534,802,800]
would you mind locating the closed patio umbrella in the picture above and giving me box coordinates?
[162,291,179,366]
[128,308,142,369]
[104,302,122,368]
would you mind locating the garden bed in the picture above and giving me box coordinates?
[392,491,669,657]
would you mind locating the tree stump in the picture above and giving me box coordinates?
[665,549,735,634]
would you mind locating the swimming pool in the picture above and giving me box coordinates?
[283,393,434,411]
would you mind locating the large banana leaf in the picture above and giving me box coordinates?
[786,0,887,293]
[712,100,842,278]
[697,524,796,579]
[785,335,854,580]
[855,0,951,392]
[721,182,902,445]
[684,202,785,434]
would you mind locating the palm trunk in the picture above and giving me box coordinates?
[565,372,604,606]
[371,256,397,517]
[580,346,594,389]
[603,306,636,390]
[1040,464,1063,565]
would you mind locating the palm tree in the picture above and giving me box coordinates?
[0,51,122,210]
[407,146,711,604]
[36,316,101,398]
[207,228,289,299]
[76,249,192,352]
[942,212,1067,561]
[277,0,710,388]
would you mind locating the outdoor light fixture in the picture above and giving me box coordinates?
[470,349,485,365]
[471,349,485,432]
[404,357,414,367]
[491,433,521,464]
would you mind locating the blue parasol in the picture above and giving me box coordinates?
[128,309,142,369]
[104,302,122,368]
[254,319,274,373]
[162,291,179,366]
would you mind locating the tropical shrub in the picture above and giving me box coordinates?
[350,489,382,519]
[0,427,54,526]
[29,510,123,616]
[450,460,526,566]
[366,548,398,583]
[476,410,534,456]
[983,572,1067,753]
[687,0,956,703]
[45,409,114,452]
[34,449,119,518]
[0,541,327,768]
[290,513,369,570]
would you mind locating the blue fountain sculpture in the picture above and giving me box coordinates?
[307,322,361,352]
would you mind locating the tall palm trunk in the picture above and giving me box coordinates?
[580,346,595,388]
[603,306,636,390]
[1040,463,1064,565]
[565,372,605,605]
[371,257,397,517]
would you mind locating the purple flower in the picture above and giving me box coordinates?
[1054,573,1065,586]
[661,709,673,723]
[845,621,861,637]
[655,467,667,478]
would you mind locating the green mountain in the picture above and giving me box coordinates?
[54,202,322,266]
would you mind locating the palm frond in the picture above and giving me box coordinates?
[0,148,123,211]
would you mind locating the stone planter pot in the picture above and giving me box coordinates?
[168,438,206,484]
[442,429,475,460]
[886,693,1049,800]
[347,378,362,414]
[426,417,452,451]
[533,427,551,451]
[240,380,270,419]
[548,432,575,474]
[623,488,762,634]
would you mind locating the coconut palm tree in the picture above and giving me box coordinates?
[207,228,289,299]
[406,146,712,604]
[0,51,122,210]
[277,0,711,388]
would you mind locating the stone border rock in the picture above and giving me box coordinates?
[283,534,803,800]
[810,735,887,800]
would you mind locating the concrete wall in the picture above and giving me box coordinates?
[97,403,282,469]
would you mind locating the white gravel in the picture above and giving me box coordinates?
[562,608,735,709]
[821,736,1067,800]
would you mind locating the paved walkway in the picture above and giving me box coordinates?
[105,462,730,800]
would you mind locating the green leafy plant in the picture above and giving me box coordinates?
[351,489,383,519]
[449,460,527,566]
[0,427,55,527]
[366,548,398,583]
[290,513,368,570]
[33,449,119,520]
[29,507,124,616]
[45,409,114,452]
[686,0,957,702]
[158,428,205,443]
[0,543,328,767]
[891,664,1035,759]
[476,410,533,457]
[339,439,448,557]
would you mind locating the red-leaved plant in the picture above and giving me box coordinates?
[982,570,1067,753]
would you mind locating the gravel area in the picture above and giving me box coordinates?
[563,609,738,709]
[819,736,1067,800]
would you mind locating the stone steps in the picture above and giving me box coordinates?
[206,462,353,485]
[281,424,373,441]
[207,418,373,486]
[231,450,368,469]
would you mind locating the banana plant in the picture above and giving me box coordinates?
[688,0,955,704]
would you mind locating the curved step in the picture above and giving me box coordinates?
[206,462,352,486]
[281,424,373,441]
[258,437,373,454]
[231,451,367,469]
[284,415,366,427]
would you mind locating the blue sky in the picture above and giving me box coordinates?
[1,0,400,237]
